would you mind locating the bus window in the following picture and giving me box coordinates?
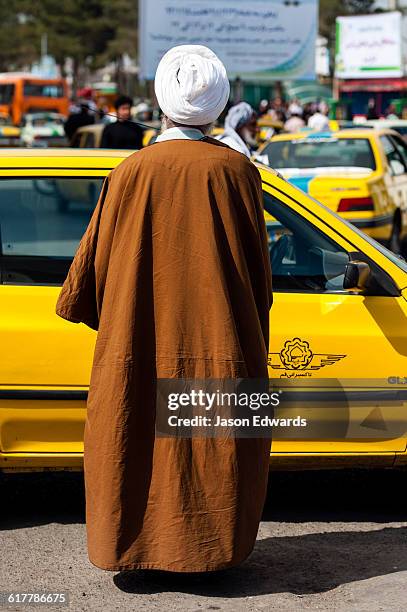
[23,82,64,98]
[0,84,14,105]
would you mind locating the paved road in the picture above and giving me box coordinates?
[1,469,406,611]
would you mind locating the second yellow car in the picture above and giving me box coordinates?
[255,128,407,254]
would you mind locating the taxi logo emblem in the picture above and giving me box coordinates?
[268,338,346,372]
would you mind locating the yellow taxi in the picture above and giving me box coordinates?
[255,129,407,255]
[1,149,407,473]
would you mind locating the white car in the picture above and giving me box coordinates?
[20,112,68,147]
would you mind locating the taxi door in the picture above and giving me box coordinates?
[0,174,101,461]
[264,184,407,459]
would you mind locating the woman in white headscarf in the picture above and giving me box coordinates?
[216,101,258,157]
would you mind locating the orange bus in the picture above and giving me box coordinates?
[0,74,69,126]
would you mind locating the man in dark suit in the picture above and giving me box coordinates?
[101,95,144,149]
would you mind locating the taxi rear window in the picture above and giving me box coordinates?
[258,137,376,171]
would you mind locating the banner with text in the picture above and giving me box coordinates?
[139,0,318,81]
[335,12,403,79]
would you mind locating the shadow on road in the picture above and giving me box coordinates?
[1,467,405,529]
[0,471,85,529]
[1,468,407,596]
[114,524,407,596]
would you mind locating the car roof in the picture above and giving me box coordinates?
[0,148,134,168]
[268,128,397,142]
[76,124,105,134]
[364,119,407,126]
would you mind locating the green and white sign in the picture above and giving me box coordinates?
[335,12,403,79]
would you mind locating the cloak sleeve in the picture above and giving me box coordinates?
[55,175,115,331]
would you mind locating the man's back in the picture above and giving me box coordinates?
[132,138,271,376]
[101,120,144,149]
[64,112,94,140]
[102,136,272,375]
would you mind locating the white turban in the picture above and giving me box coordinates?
[224,102,255,131]
[154,45,230,126]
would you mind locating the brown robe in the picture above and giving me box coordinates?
[55,136,273,572]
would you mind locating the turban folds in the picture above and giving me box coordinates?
[154,45,230,125]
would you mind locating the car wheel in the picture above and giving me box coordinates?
[389,222,401,254]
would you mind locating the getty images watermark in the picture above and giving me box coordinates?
[155,378,307,438]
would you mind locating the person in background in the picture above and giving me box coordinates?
[284,104,305,133]
[101,95,144,149]
[302,102,314,124]
[366,98,379,120]
[216,101,258,157]
[64,101,95,142]
[258,99,270,117]
[268,96,287,122]
[133,100,153,122]
[308,101,330,131]
[68,98,80,114]
[287,99,302,116]
[385,104,399,120]
[80,87,98,115]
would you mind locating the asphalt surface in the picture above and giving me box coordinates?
[1,468,407,612]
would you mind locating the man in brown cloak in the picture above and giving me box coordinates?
[55,44,273,572]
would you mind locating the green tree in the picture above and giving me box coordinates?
[0,2,42,72]
[0,0,138,88]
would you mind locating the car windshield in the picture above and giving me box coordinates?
[279,179,407,275]
[257,137,376,171]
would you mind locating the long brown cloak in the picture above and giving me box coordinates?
[55,136,273,572]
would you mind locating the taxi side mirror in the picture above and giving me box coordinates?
[343,260,371,291]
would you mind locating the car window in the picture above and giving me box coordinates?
[284,181,407,277]
[0,177,104,285]
[380,135,406,176]
[389,134,407,167]
[391,126,407,137]
[256,137,376,171]
[264,192,350,293]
